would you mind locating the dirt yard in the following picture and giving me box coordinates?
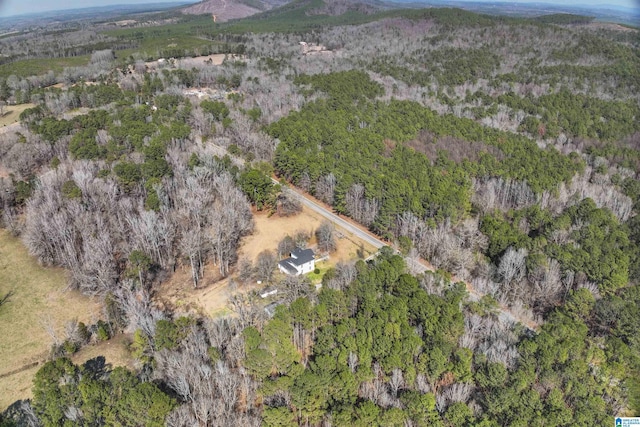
[156,206,377,318]
[145,54,244,70]
[0,231,102,409]
[71,334,135,371]
[177,54,230,67]
[0,103,35,128]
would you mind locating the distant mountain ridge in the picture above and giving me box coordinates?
[387,0,639,26]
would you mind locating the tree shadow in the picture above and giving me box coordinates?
[0,290,13,308]
[82,356,111,379]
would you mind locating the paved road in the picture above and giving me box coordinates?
[274,179,386,250]
[277,179,537,331]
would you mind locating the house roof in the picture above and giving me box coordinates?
[278,259,300,275]
[289,248,315,266]
[265,300,283,317]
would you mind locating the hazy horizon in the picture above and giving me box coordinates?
[0,0,637,17]
[0,0,199,18]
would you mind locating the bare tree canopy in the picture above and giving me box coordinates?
[315,221,336,253]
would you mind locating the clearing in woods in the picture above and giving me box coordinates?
[157,205,378,317]
[0,103,35,128]
[0,231,102,410]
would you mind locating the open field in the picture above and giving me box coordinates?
[156,205,377,318]
[240,205,378,263]
[0,56,89,79]
[0,103,35,127]
[105,16,223,60]
[114,35,220,61]
[71,333,134,371]
[145,53,235,71]
[0,231,101,409]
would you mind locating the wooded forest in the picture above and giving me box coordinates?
[0,1,639,426]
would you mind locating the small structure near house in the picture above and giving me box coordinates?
[278,248,315,276]
[299,41,330,55]
[260,287,278,299]
[264,300,283,317]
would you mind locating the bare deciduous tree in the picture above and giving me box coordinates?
[346,183,379,226]
[497,246,528,284]
[293,230,310,249]
[237,258,254,284]
[315,221,336,253]
[277,235,296,259]
[389,368,404,397]
[276,192,302,217]
[255,250,276,283]
[315,173,336,205]
[324,261,357,292]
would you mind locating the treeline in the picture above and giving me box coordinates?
[1,79,259,295]
[373,47,500,87]
[483,89,640,141]
[481,198,631,296]
[533,13,595,25]
[246,251,635,425]
[2,250,637,425]
[271,71,582,235]
[27,357,174,426]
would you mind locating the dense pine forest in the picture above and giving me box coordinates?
[0,2,639,426]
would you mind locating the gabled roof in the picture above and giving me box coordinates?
[289,248,315,266]
[278,248,315,275]
[278,259,299,275]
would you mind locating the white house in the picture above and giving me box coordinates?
[278,248,315,276]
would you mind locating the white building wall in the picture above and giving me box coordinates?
[300,261,314,273]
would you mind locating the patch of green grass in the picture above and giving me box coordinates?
[0,56,89,79]
[306,261,330,283]
[210,306,233,318]
[0,230,99,410]
[104,16,224,60]
[114,35,220,61]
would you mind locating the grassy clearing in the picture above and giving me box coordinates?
[0,230,101,410]
[114,35,220,61]
[105,16,223,60]
[240,206,376,264]
[71,334,134,371]
[0,103,35,127]
[0,56,89,79]
[156,206,377,320]
[306,261,330,283]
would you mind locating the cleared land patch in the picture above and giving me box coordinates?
[0,231,101,409]
[71,333,135,371]
[0,103,35,128]
[0,56,89,79]
[157,206,377,317]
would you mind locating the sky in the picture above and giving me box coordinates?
[0,0,637,17]
[0,0,198,17]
